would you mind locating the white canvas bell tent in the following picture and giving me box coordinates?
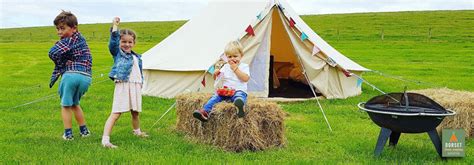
[142,0,370,99]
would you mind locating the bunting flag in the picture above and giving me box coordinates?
[342,69,352,77]
[201,75,206,87]
[207,65,215,74]
[289,17,296,27]
[327,57,337,67]
[245,25,255,36]
[357,77,363,87]
[300,32,308,41]
[256,12,262,20]
[312,45,320,55]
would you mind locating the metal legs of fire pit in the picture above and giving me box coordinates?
[389,131,401,146]
[374,127,442,157]
[427,130,442,157]
[374,127,392,156]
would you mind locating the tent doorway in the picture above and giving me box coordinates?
[268,56,318,98]
[267,8,320,98]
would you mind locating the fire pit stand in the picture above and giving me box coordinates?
[374,127,442,157]
[357,92,456,158]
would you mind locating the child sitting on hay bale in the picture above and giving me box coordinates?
[193,41,250,122]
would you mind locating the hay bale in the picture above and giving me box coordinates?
[412,88,474,138]
[176,93,286,152]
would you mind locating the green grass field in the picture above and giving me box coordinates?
[0,10,472,163]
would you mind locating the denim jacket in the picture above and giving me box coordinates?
[108,30,143,82]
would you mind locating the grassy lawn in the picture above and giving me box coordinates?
[0,10,472,163]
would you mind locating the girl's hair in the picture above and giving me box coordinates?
[224,40,244,56]
[119,29,137,42]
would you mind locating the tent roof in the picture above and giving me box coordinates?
[142,0,269,71]
[142,0,369,72]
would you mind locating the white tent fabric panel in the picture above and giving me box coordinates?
[142,11,273,98]
[142,1,269,71]
[247,20,271,95]
[142,70,215,98]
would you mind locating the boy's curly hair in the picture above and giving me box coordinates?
[54,10,78,28]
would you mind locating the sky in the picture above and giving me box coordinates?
[0,0,472,29]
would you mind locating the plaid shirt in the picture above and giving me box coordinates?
[48,32,92,88]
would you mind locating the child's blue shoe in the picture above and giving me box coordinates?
[79,125,91,137]
[234,98,245,118]
[63,128,74,140]
[62,134,74,140]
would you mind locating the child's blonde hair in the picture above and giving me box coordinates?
[120,29,137,42]
[224,41,244,56]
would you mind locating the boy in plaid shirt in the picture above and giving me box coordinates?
[48,11,92,140]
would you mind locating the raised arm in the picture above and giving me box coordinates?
[108,17,120,56]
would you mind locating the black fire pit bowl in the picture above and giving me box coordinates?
[358,92,456,157]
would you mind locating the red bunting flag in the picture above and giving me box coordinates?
[245,25,255,36]
[341,69,352,77]
[201,75,206,87]
[289,17,296,27]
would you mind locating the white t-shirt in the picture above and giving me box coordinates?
[217,63,250,93]
[128,55,142,83]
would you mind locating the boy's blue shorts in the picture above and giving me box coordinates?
[58,72,91,106]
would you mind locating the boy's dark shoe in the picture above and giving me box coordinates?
[193,109,209,122]
[62,134,74,141]
[79,126,91,137]
[234,98,245,118]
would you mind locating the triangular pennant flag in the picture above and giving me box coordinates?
[327,57,337,67]
[289,17,296,27]
[201,75,206,87]
[245,25,255,36]
[256,12,262,20]
[300,32,308,41]
[312,45,320,55]
[357,77,363,87]
[207,65,215,74]
[342,69,352,77]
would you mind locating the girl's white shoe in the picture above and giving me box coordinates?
[133,129,149,138]
[101,136,117,148]
[133,131,149,138]
[102,142,118,149]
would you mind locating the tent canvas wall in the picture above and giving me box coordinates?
[142,0,370,99]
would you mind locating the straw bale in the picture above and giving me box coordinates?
[412,88,474,138]
[176,93,286,152]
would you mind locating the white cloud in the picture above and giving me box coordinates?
[1,0,472,28]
